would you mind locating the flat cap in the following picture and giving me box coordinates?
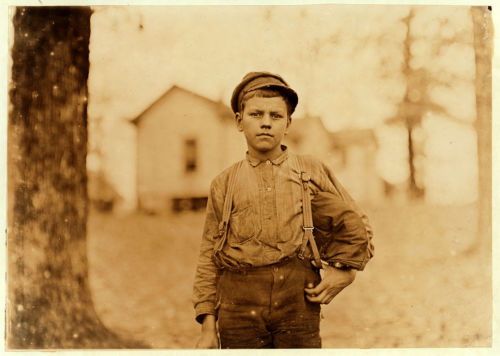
[230,71,298,114]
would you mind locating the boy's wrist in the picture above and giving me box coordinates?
[201,314,217,331]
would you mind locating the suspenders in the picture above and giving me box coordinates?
[213,156,322,269]
[296,156,323,269]
[213,160,242,261]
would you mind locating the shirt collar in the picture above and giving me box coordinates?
[246,145,289,167]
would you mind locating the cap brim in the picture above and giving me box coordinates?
[231,73,298,114]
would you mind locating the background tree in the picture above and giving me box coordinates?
[8,7,143,348]
[386,7,479,201]
[386,8,445,199]
[383,5,491,247]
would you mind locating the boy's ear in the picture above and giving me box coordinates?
[283,116,291,135]
[235,112,243,131]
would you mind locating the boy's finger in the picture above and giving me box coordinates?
[304,281,326,295]
[305,294,321,303]
[304,287,319,296]
[306,290,328,303]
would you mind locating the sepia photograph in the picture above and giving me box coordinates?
[3,1,495,352]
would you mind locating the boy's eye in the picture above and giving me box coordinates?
[271,113,284,119]
[250,112,261,117]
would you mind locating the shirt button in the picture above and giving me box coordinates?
[266,187,272,192]
[266,160,271,165]
[273,267,278,272]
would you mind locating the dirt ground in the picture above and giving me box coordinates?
[87,202,491,349]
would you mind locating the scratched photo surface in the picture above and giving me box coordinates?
[7,4,492,349]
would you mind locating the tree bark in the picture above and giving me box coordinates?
[471,6,492,251]
[8,7,143,348]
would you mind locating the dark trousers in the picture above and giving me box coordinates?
[216,256,322,349]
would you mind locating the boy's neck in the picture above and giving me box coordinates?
[247,145,286,162]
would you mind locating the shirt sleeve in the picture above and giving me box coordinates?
[314,159,375,269]
[192,179,224,323]
[312,191,370,270]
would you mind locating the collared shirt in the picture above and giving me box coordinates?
[192,146,373,322]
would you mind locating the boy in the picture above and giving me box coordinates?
[193,72,373,349]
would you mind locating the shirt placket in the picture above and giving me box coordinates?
[261,159,277,245]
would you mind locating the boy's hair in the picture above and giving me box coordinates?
[239,88,293,117]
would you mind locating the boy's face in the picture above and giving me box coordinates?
[236,96,290,160]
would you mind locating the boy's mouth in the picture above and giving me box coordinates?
[257,133,273,138]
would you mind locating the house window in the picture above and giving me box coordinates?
[184,138,198,173]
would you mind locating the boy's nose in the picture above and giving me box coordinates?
[261,113,272,127]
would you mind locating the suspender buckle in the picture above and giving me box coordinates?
[303,226,314,231]
[218,221,227,237]
[301,172,311,191]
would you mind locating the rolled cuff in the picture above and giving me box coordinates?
[195,301,217,324]
[325,257,367,271]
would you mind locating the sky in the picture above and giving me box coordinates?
[89,5,411,128]
[87,4,481,206]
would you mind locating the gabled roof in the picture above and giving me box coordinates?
[288,116,377,148]
[287,116,330,140]
[130,85,234,125]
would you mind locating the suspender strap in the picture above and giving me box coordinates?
[214,160,242,255]
[297,156,322,269]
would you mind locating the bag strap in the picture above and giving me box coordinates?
[214,160,243,256]
[297,156,322,269]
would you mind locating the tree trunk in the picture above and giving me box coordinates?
[471,6,492,251]
[401,10,425,200]
[406,123,424,199]
[8,7,143,348]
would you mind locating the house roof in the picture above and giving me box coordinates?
[288,116,377,148]
[130,85,234,125]
[287,116,329,141]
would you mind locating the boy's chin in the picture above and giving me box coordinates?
[251,143,275,151]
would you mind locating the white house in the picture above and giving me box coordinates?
[131,85,245,212]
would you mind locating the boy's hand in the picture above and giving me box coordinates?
[304,265,356,304]
[196,330,219,349]
[195,314,219,349]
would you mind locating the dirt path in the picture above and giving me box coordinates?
[87,203,491,348]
